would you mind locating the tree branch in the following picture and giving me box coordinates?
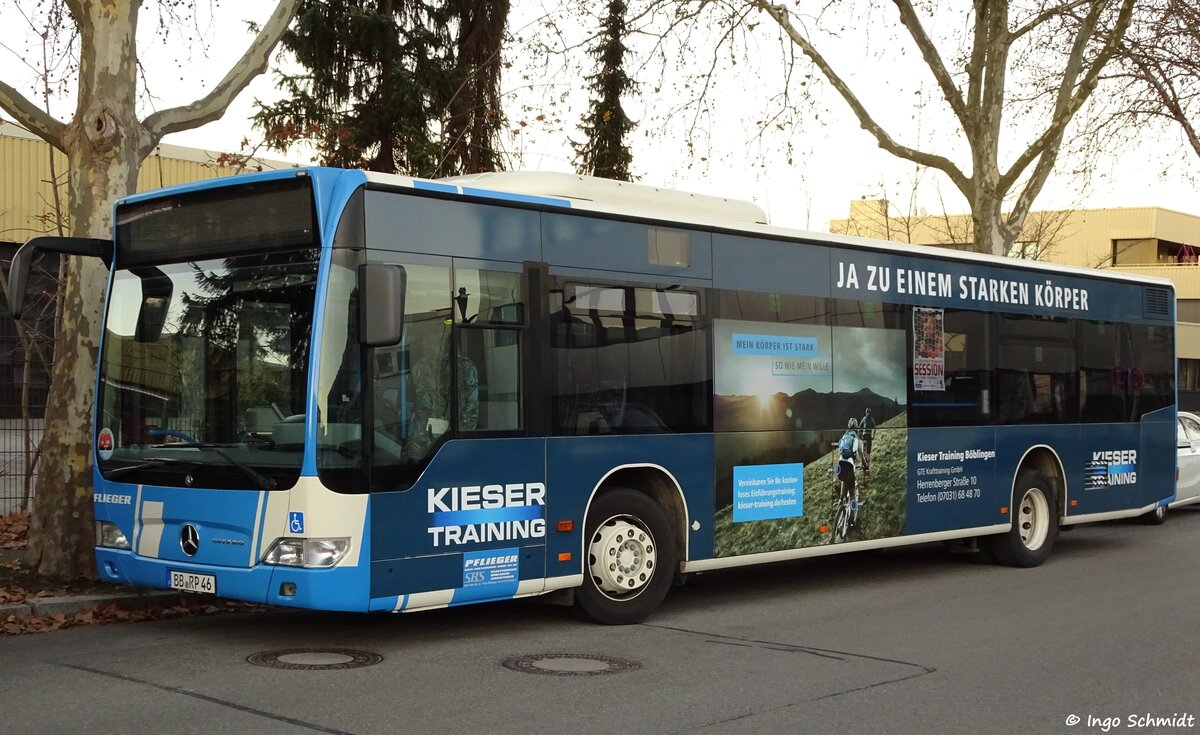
[965,0,988,130]
[1003,0,1135,239]
[142,0,300,149]
[1009,0,1093,43]
[755,1,971,197]
[0,80,65,149]
[999,0,1133,196]
[891,0,970,131]
[1129,48,1200,160]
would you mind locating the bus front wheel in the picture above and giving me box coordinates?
[575,487,677,625]
[987,470,1058,567]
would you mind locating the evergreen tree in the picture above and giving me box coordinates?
[255,0,454,176]
[442,0,510,174]
[257,0,511,177]
[573,0,636,181]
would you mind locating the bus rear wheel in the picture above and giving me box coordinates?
[575,487,677,625]
[987,470,1058,567]
[1141,504,1168,525]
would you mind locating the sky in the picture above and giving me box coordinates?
[2,0,1198,233]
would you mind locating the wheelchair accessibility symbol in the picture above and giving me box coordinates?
[288,512,305,534]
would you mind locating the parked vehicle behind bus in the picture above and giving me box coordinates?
[1147,410,1200,523]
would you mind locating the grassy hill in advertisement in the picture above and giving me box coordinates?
[713,413,908,557]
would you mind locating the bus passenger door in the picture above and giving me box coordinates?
[440,258,548,601]
[367,259,548,606]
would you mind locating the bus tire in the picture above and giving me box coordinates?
[1141,504,1168,525]
[987,470,1058,568]
[575,487,677,625]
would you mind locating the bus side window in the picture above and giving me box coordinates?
[996,315,1077,424]
[1127,323,1174,419]
[456,327,520,431]
[718,291,827,325]
[1078,320,1127,423]
[908,308,994,427]
[369,262,452,492]
[551,281,708,435]
[452,267,524,433]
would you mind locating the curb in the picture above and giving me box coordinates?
[26,590,184,617]
[0,603,32,619]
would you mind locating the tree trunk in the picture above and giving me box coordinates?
[972,199,1008,257]
[2,0,298,578]
[25,0,146,579]
[971,143,1008,257]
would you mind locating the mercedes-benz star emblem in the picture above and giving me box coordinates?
[180,524,200,556]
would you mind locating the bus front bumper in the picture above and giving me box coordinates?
[94,547,370,611]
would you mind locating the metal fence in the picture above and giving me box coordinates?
[0,338,50,514]
[0,419,42,515]
[0,247,56,515]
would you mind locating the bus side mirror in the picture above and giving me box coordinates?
[7,236,112,320]
[358,264,405,347]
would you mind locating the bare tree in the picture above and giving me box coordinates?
[0,0,300,578]
[1107,0,1200,161]
[1011,207,1077,260]
[913,186,1076,261]
[754,0,1134,256]
[0,26,70,514]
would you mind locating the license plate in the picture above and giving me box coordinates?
[168,571,216,595]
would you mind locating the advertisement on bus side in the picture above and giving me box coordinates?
[711,318,909,556]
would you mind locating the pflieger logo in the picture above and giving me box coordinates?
[180,524,200,556]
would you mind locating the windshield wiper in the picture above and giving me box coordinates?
[147,442,278,491]
[211,447,278,491]
[104,457,179,479]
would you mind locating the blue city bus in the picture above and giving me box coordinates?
[7,168,1177,624]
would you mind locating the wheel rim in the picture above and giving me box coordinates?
[1155,505,1167,520]
[588,515,657,601]
[1018,487,1050,550]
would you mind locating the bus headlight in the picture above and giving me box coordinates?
[95,521,131,550]
[262,538,350,568]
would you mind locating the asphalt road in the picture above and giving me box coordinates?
[2,508,1198,735]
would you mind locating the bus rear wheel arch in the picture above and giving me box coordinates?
[987,468,1059,567]
[575,487,677,625]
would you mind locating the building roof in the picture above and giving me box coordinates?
[0,121,299,246]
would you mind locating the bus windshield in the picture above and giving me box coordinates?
[96,249,320,490]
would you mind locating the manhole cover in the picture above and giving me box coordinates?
[247,648,383,671]
[502,653,640,677]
